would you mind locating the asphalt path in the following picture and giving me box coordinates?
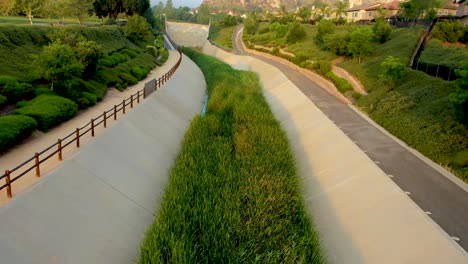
[233,26,468,251]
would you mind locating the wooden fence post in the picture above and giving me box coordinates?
[76,128,80,148]
[35,152,40,177]
[91,119,95,137]
[123,99,126,114]
[5,170,12,198]
[131,95,134,108]
[114,105,117,120]
[104,111,107,128]
[58,139,62,161]
[137,90,140,103]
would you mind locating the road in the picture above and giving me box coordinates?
[233,26,468,251]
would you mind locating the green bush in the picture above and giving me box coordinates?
[77,92,98,108]
[286,22,306,44]
[433,20,465,43]
[131,66,149,80]
[15,95,78,131]
[325,71,354,93]
[146,45,158,57]
[121,48,139,59]
[118,72,138,86]
[373,21,392,43]
[35,87,55,97]
[0,95,7,106]
[124,15,150,41]
[0,115,37,153]
[452,151,468,167]
[323,31,350,56]
[0,76,34,102]
[313,60,332,75]
[316,20,335,44]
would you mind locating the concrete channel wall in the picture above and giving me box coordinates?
[0,54,206,264]
[203,42,468,264]
[166,21,209,48]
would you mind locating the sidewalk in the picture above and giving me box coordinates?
[203,42,468,263]
[0,51,179,206]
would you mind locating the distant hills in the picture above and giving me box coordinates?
[200,0,393,12]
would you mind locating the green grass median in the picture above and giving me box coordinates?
[139,49,324,263]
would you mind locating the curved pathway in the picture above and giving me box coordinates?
[232,26,468,254]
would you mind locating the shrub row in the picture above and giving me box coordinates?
[325,71,354,93]
[0,75,35,103]
[0,115,37,153]
[15,95,78,132]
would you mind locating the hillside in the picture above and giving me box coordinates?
[201,0,386,12]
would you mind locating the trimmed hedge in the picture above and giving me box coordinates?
[325,71,354,93]
[0,115,37,152]
[15,95,78,131]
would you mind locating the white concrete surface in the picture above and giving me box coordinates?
[0,54,206,264]
[166,21,209,48]
[203,42,468,264]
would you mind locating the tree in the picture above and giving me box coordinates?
[400,0,442,23]
[63,0,94,24]
[373,20,392,43]
[93,0,125,21]
[244,16,258,35]
[0,0,16,15]
[316,19,335,44]
[164,0,174,18]
[196,4,211,24]
[379,56,405,89]
[124,15,149,41]
[34,42,84,91]
[124,0,150,16]
[348,27,373,63]
[334,1,348,21]
[286,22,306,43]
[298,5,312,23]
[152,1,164,16]
[450,64,468,126]
[14,0,46,25]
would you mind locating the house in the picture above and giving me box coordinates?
[436,0,459,17]
[345,3,383,22]
[365,1,402,19]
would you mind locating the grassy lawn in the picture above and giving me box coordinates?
[139,49,324,263]
[245,23,468,181]
[420,39,468,68]
[209,24,235,49]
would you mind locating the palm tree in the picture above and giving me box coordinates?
[334,1,349,20]
[319,4,332,19]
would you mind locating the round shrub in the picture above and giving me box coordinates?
[286,23,306,44]
[14,95,78,132]
[313,60,332,75]
[131,66,149,80]
[0,115,37,153]
[35,87,55,97]
[0,95,7,106]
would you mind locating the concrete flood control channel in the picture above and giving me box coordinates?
[231,24,468,249]
[0,54,206,263]
[201,40,468,262]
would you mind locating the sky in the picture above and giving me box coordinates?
[150,0,204,8]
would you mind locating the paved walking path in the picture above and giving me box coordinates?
[0,53,206,263]
[0,51,181,205]
[204,28,468,262]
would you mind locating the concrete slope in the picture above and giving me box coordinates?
[166,21,209,48]
[203,42,468,263]
[0,54,206,264]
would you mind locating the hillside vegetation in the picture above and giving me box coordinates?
[242,21,468,181]
[0,23,168,153]
[139,49,324,263]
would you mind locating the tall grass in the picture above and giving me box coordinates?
[139,49,324,263]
